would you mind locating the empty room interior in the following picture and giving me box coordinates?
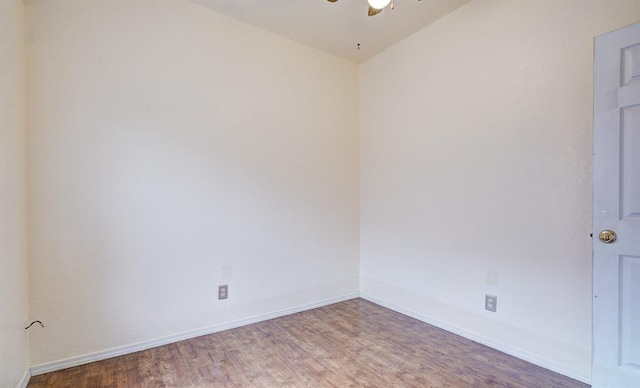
[2,0,640,386]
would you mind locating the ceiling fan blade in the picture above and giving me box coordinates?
[368,6,383,16]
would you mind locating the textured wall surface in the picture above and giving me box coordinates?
[23,0,640,382]
[359,0,640,382]
[0,0,29,386]
[27,0,359,367]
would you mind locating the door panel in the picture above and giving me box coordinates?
[623,44,640,85]
[620,255,640,369]
[593,22,640,387]
[621,106,640,220]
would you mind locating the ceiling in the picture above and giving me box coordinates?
[191,0,471,63]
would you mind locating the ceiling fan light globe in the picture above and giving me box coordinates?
[367,0,391,10]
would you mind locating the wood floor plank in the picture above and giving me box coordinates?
[28,299,588,387]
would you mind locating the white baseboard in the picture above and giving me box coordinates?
[17,370,30,388]
[29,291,589,384]
[30,292,359,376]
[360,293,591,385]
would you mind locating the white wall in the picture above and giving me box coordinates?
[26,0,359,368]
[24,0,640,381]
[0,0,29,386]
[359,0,640,383]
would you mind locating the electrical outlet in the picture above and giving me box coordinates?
[218,284,228,300]
[485,294,497,312]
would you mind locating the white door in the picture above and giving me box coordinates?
[593,22,640,388]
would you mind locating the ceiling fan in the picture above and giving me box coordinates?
[327,0,395,17]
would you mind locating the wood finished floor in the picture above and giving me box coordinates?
[28,298,588,387]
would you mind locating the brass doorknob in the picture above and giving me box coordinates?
[599,230,617,244]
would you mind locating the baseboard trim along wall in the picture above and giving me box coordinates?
[28,290,590,383]
[29,293,359,376]
[17,370,31,388]
[359,292,591,385]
